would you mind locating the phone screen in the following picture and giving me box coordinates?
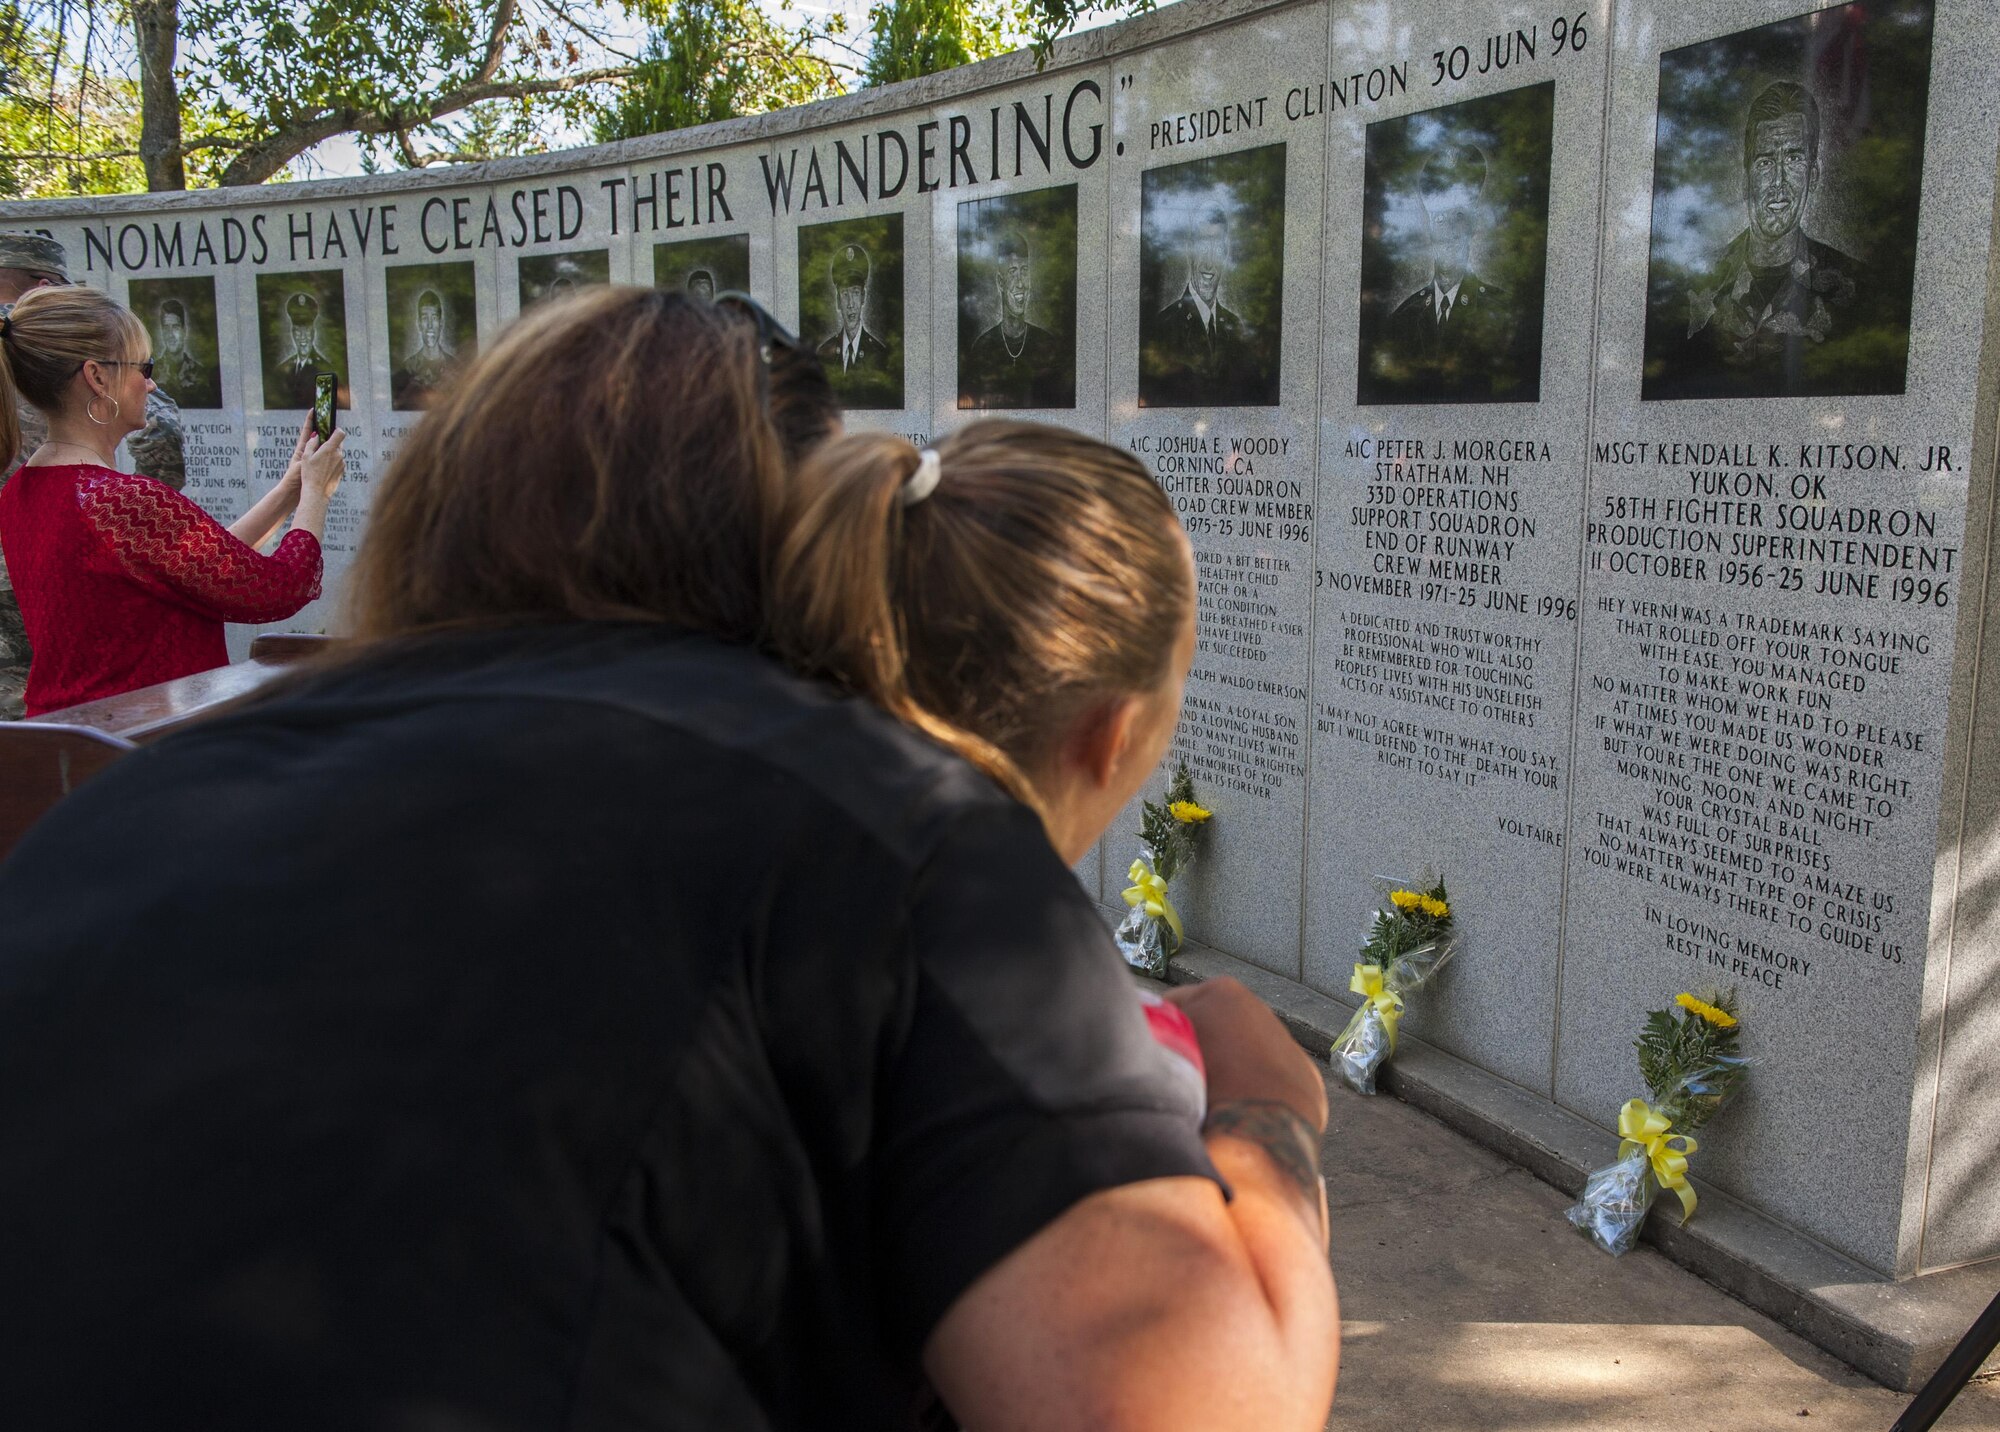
[312,372,337,441]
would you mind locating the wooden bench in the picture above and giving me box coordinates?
[0,633,336,860]
[0,723,137,861]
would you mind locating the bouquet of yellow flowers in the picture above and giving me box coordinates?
[1331,877,1457,1093]
[1115,761,1212,977]
[1565,989,1751,1255]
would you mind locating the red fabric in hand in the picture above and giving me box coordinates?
[0,462,321,716]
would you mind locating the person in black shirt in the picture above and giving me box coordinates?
[0,288,1336,1430]
[773,419,1338,1428]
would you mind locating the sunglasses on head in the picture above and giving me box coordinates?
[713,291,802,365]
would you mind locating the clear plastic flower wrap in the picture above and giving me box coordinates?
[1115,762,1212,977]
[1330,877,1456,1094]
[1566,990,1751,1255]
[1115,845,1180,977]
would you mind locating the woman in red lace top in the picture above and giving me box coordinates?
[0,285,345,716]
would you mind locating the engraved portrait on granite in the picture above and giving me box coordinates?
[255,270,349,411]
[1641,0,1935,400]
[957,185,1077,410]
[518,250,610,310]
[1358,81,1554,406]
[798,213,904,411]
[653,234,751,300]
[387,261,477,412]
[130,276,224,410]
[1139,144,1285,408]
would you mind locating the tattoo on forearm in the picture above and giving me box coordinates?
[1204,1100,1323,1205]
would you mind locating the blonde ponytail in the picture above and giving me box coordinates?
[770,419,1192,815]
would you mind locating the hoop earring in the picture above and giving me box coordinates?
[86,396,120,427]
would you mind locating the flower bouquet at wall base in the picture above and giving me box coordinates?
[1565,991,1750,1256]
[1115,761,1212,977]
[1330,878,1457,1094]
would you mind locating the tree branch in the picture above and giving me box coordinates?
[215,64,632,188]
[0,135,249,163]
[472,0,515,85]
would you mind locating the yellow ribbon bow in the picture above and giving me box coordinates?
[1617,1098,1700,1224]
[1349,962,1404,1047]
[1122,859,1183,946]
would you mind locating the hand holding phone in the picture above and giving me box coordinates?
[312,372,338,442]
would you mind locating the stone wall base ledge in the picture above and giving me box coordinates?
[1151,935,2000,1393]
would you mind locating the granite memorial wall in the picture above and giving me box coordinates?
[3,0,1995,1281]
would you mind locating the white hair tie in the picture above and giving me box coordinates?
[901,448,942,506]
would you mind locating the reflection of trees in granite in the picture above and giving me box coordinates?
[1641,0,1934,399]
[1358,81,1553,406]
[957,185,1078,410]
[652,234,751,296]
[1138,144,1286,407]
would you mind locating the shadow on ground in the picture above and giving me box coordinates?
[1320,1071,2000,1430]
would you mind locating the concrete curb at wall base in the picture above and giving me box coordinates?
[1147,934,2000,1394]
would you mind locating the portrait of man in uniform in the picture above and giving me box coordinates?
[256,271,349,412]
[130,276,224,410]
[1357,82,1553,406]
[1683,85,1859,377]
[1149,220,1251,405]
[1138,144,1285,408]
[685,269,716,302]
[392,292,458,409]
[1641,1,1933,400]
[387,261,478,412]
[278,290,332,402]
[154,302,208,399]
[798,214,904,410]
[818,244,890,374]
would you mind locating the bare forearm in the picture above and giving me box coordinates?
[227,482,298,549]
[926,1172,1338,1432]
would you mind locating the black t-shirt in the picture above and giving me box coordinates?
[0,624,1216,1430]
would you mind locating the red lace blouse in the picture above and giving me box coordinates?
[0,463,322,716]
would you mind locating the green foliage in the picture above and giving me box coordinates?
[0,17,145,196]
[1359,879,1451,969]
[1634,989,1746,1133]
[863,0,1011,87]
[2,0,1141,192]
[595,0,836,143]
[181,0,619,179]
[1136,760,1208,885]
[1015,0,1146,65]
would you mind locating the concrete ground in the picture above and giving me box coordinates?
[1317,1067,2000,1431]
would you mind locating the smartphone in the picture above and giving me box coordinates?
[312,372,338,442]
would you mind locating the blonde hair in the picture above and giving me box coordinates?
[0,285,147,460]
[769,419,1192,809]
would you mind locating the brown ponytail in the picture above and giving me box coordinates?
[770,419,1192,810]
[0,286,147,464]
